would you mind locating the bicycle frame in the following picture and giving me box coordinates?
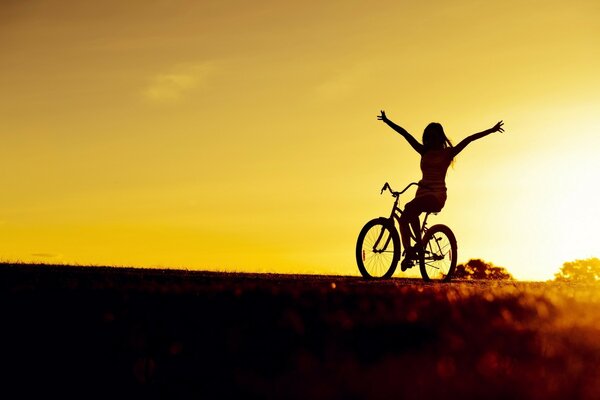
[372,182,434,252]
[384,182,433,238]
[389,196,433,241]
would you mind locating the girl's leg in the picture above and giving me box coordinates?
[409,216,422,247]
[400,196,443,268]
[399,212,414,255]
[399,211,419,270]
[399,201,421,261]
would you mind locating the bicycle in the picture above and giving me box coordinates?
[355,182,458,281]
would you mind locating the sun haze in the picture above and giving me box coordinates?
[1,1,599,280]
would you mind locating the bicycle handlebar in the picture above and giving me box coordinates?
[380,182,422,197]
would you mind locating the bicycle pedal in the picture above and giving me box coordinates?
[400,260,414,272]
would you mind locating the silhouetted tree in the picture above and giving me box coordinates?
[454,259,513,280]
[554,257,600,282]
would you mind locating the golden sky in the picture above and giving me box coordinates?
[1,0,599,280]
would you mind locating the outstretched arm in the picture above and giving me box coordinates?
[378,110,424,154]
[451,121,504,157]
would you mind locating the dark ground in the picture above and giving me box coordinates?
[1,263,599,399]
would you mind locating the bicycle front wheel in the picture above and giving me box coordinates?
[356,218,400,279]
[420,224,457,282]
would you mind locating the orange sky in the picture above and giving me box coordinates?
[1,1,599,280]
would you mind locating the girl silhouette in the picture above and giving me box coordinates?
[377,111,504,270]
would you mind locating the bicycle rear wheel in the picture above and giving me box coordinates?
[356,218,400,279]
[420,224,457,282]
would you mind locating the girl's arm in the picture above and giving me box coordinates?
[378,110,424,154]
[451,121,504,157]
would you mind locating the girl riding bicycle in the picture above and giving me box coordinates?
[377,111,504,271]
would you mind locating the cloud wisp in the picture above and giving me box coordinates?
[313,62,380,102]
[143,62,214,103]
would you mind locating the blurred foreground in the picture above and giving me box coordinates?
[1,263,599,399]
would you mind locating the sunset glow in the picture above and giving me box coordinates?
[1,1,599,280]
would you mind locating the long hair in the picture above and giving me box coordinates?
[422,122,452,152]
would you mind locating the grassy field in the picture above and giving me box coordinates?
[1,263,599,399]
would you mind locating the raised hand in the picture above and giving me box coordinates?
[491,120,504,133]
[377,110,388,122]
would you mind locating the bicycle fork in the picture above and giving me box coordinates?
[371,222,393,254]
[361,223,394,263]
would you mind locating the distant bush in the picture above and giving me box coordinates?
[554,257,600,282]
[454,259,513,280]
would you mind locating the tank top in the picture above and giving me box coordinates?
[415,148,453,205]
